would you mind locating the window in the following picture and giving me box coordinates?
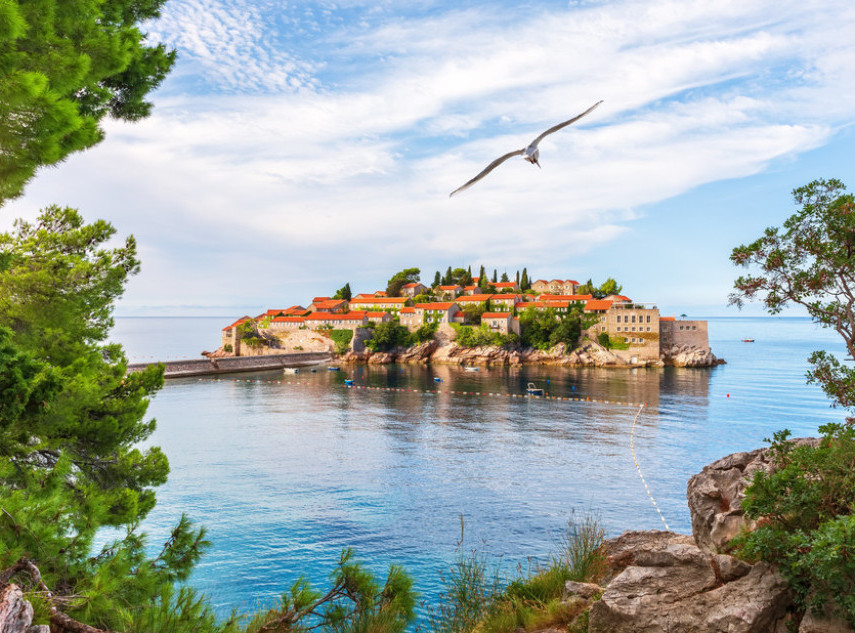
[631,326,636,332]
[646,315,650,323]
[647,327,651,332]
[617,326,621,331]
[631,315,636,323]
[692,325,697,330]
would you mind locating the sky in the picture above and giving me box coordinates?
[3,0,855,318]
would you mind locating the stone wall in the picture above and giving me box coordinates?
[127,352,332,378]
[660,319,710,351]
[351,327,373,353]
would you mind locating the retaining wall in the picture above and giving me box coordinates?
[127,352,332,378]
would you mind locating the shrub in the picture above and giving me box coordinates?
[223,343,233,353]
[596,332,610,349]
[330,329,354,354]
[367,322,413,352]
[414,321,438,343]
[733,424,855,625]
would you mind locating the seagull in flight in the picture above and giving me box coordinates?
[449,100,603,197]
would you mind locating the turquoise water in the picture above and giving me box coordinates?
[110,316,845,618]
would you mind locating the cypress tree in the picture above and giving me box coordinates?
[521,268,530,290]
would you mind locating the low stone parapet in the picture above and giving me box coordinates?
[127,352,332,378]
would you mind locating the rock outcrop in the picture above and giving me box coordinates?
[588,531,791,633]
[662,344,726,367]
[687,438,820,553]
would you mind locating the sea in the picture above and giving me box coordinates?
[109,316,845,619]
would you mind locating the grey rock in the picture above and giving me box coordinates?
[563,580,604,600]
[800,602,855,633]
[687,438,820,554]
[0,584,35,633]
[588,533,791,633]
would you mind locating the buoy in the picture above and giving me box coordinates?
[727,393,730,398]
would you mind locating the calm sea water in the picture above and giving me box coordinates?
[110,316,845,619]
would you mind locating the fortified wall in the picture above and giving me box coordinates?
[660,319,709,351]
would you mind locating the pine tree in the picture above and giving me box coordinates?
[434,271,441,287]
[444,266,453,285]
[492,269,498,283]
[500,271,509,283]
[516,270,520,285]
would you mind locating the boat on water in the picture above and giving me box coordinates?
[328,366,341,371]
[283,367,299,374]
[742,339,755,343]
[344,379,354,386]
[433,377,443,383]
[526,382,544,396]
[463,366,480,372]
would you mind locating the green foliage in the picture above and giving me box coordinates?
[224,343,234,353]
[460,303,487,324]
[386,268,421,297]
[452,324,515,348]
[597,332,611,349]
[414,322,438,344]
[366,322,413,351]
[245,548,416,633]
[520,268,529,291]
[425,516,604,633]
[731,179,855,422]
[413,293,432,304]
[733,425,855,624]
[0,0,176,205]
[434,271,442,287]
[330,329,354,354]
[500,272,509,283]
[518,309,583,352]
[333,283,352,301]
[576,278,621,299]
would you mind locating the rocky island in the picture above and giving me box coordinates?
[212,268,723,368]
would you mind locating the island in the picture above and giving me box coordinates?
[212,270,723,368]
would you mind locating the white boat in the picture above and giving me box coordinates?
[526,382,544,396]
[463,366,480,372]
[283,367,299,374]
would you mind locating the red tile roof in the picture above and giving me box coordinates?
[402,282,424,289]
[491,282,517,288]
[584,300,614,311]
[375,291,387,296]
[349,297,410,304]
[312,296,331,303]
[415,302,455,310]
[481,312,511,319]
[606,294,632,302]
[457,294,494,302]
[271,316,306,323]
[312,299,346,310]
[222,317,250,331]
[401,307,416,314]
[438,285,461,290]
[304,313,366,321]
[660,316,676,321]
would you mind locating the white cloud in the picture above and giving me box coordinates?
[5,0,855,313]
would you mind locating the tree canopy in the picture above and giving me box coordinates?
[385,267,420,297]
[0,0,176,205]
[730,178,855,421]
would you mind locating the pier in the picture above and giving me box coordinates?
[127,352,332,378]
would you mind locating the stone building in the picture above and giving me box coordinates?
[659,317,710,351]
[480,312,520,335]
[414,302,460,324]
[531,279,579,294]
[348,297,412,313]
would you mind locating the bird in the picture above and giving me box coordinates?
[449,100,603,197]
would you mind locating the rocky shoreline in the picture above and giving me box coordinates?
[341,339,725,368]
[564,438,853,633]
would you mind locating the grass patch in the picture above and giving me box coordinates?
[424,514,606,633]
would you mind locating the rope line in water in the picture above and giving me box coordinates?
[630,403,670,530]
[196,377,648,408]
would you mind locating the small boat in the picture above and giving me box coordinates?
[283,367,299,374]
[526,382,544,396]
[463,366,480,372]
[433,377,443,383]
[742,339,755,343]
[328,366,341,371]
[344,379,354,386]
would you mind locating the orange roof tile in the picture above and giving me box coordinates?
[402,282,424,289]
[584,300,614,311]
[491,282,517,288]
[401,307,416,314]
[312,299,346,309]
[304,313,366,321]
[660,316,676,321]
[481,312,511,319]
[312,296,331,303]
[438,285,461,290]
[222,317,250,331]
[415,302,455,310]
[457,294,494,302]
[349,297,409,304]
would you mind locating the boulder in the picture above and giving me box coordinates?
[588,531,791,633]
[687,438,820,553]
[563,580,604,600]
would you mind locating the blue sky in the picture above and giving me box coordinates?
[3,0,855,317]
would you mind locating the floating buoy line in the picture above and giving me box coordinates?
[196,376,669,527]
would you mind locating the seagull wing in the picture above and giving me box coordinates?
[528,100,603,148]
[449,149,525,197]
